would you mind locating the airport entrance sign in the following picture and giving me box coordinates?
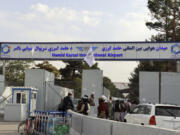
[0,42,180,60]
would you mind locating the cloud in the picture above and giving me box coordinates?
[29,3,102,26]
[31,3,49,14]
[0,2,152,82]
[0,2,154,42]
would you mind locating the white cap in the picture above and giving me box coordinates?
[83,95,88,99]
[91,92,95,94]
[102,95,107,102]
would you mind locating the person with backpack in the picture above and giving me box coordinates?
[76,99,83,112]
[98,96,109,119]
[77,95,90,115]
[58,92,74,112]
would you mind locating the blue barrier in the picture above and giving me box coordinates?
[32,110,72,135]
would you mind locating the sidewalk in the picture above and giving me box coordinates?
[0,116,19,135]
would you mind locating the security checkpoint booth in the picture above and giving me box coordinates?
[4,87,38,121]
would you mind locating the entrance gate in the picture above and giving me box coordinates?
[1,42,180,60]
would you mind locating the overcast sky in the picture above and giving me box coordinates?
[0,0,155,82]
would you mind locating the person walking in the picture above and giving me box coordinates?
[62,92,74,112]
[77,95,90,115]
[119,100,126,122]
[108,97,113,120]
[89,93,95,106]
[113,100,120,121]
[76,98,83,112]
[97,96,109,119]
[89,93,96,116]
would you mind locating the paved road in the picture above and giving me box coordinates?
[0,116,19,135]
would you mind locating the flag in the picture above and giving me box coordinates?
[31,47,34,56]
[84,47,96,67]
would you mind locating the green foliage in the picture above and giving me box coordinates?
[3,60,33,86]
[35,61,60,78]
[103,76,119,97]
[57,61,100,98]
[128,0,180,102]
[57,61,118,98]
[146,0,180,41]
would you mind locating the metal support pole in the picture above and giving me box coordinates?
[3,61,5,75]
[159,72,161,104]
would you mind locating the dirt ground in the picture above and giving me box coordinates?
[0,115,19,135]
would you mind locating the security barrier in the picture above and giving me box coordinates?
[112,121,179,135]
[82,116,112,135]
[33,111,72,135]
[70,112,83,135]
[70,111,180,135]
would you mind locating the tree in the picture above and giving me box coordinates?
[58,61,119,98]
[3,60,33,86]
[146,0,180,41]
[146,0,179,72]
[103,76,120,97]
[128,0,180,103]
[57,61,100,98]
[35,61,60,78]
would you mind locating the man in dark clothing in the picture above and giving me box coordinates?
[113,100,120,121]
[62,92,74,112]
[77,95,90,115]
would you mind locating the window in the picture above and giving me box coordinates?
[31,93,37,99]
[155,106,180,117]
[22,94,26,104]
[131,105,152,115]
[16,93,26,104]
[16,93,21,103]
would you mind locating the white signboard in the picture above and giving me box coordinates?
[0,42,180,60]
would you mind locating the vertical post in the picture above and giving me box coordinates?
[3,60,5,88]
[110,122,113,135]
[28,88,31,117]
[3,61,5,75]
[159,72,161,104]
[12,88,14,103]
[80,116,83,135]
[43,70,46,111]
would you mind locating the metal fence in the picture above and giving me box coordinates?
[29,110,72,135]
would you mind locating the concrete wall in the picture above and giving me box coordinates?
[46,85,73,110]
[140,71,180,105]
[139,72,159,103]
[70,111,180,135]
[45,84,62,111]
[82,70,103,107]
[25,69,45,110]
[4,103,27,121]
[25,69,72,111]
[161,72,180,105]
[0,75,4,96]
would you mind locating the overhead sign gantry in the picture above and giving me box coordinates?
[0,42,180,60]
